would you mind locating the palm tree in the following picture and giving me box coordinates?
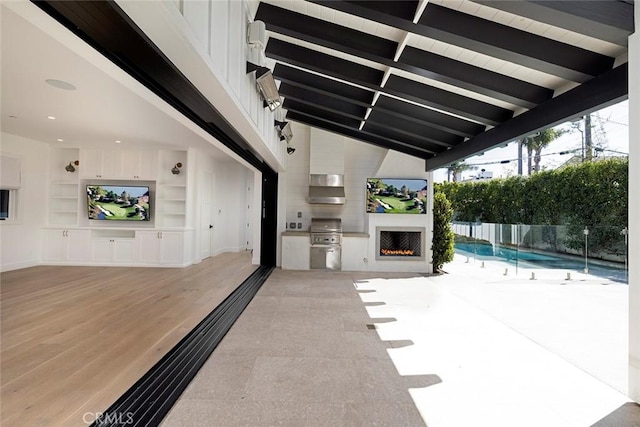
[520,128,566,174]
[446,161,475,182]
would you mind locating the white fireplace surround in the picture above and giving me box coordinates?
[375,226,426,261]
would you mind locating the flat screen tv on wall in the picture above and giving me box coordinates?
[87,185,150,221]
[366,178,427,214]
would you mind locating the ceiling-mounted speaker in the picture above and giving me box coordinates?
[247,20,266,50]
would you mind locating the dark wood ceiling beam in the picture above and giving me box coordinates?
[310,0,615,82]
[286,112,435,159]
[274,64,485,138]
[283,99,363,129]
[255,3,397,60]
[282,94,447,155]
[279,83,368,120]
[417,4,615,82]
[474,1,633,46]
[266,39,513,126]
[257,2,551,108]
[273,63,374,107]
[362,121,451,152]
[366,110,462,147]
[266,39,383,89]
[374,95,485,139]
[425,63,628,170]
[384,75,513,126]
[279,81,460,148]
[398,46,551,108]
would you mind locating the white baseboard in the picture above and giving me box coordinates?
[1,260,39,273]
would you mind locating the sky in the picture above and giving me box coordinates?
[432,100,630,183]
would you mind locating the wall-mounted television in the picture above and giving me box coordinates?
[366,178,427,214]
[87,185,150,221]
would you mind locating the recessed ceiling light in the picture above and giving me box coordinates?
[48,116,56,120]
[115,140,122,144]
[57,138,64,142]
[46,79,76,91]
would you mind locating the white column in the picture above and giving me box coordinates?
[628,1,640,403]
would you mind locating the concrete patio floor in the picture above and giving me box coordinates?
[162,254,633,426]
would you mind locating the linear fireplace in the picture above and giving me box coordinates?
[376,227,425,261]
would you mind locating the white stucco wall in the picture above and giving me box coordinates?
[628,1,640,403]
[0,133,49,271]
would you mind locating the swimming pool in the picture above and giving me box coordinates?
[455,244,628,284]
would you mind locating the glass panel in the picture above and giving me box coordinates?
[452,222,628,284]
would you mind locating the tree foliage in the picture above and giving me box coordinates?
[432,191,455,271]
[436,159,628,255]
[520,128,567,174]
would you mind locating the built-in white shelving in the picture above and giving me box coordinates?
[48,148,80,226]
[44,147,191,266]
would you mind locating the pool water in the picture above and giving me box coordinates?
[455,244,628,284]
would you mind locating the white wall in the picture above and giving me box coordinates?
[115,0,287,173]
[0,133,49,271]
[284,123,389,232]
[0,133,255,271]
[365,151,433,273]
[282,123,434,273]
[628,2,640,403]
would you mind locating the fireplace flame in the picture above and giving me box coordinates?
[381,249,415,256]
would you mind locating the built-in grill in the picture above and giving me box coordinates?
[310,218,342,270]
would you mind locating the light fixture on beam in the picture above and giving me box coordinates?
[274,120,293,142]
[246,62,281,111]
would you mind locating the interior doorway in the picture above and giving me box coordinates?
[199,170,215,260]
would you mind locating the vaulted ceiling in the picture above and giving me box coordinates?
[254,0,633,170]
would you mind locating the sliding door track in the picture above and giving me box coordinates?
[92,265,274,427]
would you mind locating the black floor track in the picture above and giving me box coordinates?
[91,265,274,427]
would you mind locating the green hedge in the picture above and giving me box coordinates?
[436,158,628,255]
[436,159,627,226]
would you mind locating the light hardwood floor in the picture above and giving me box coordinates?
[0,252,256,427]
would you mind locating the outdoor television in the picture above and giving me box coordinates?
[87,185,150,221]
[366,178,427,214]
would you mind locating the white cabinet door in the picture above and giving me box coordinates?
[43,229,90,263]
[281,236,310,270]
[121,151,157,180]
[92,239,113,262]
[80,150,103,178]
[137,152,157,180]
[81,150,119,178]
[113,239,136,263]
[342,237,369,271]
[137,231,161,263]
[137,230,184,265]
[65,230,91,262]
[43,229,67,262]
[93,238,136,263]
[82,149,156,180]
[159,231,184,264]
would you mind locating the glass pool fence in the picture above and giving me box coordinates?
[452,222,628,284]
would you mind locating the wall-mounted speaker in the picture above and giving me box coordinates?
[247,20,266,50]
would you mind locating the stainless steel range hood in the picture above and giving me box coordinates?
[308,174,345,205]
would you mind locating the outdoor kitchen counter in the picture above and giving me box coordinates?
[281,231,370,271]
[343,232,369,237]
[280,231,369,237]
[281,231,309,236]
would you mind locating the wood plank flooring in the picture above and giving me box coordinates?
[0,252,256,427]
